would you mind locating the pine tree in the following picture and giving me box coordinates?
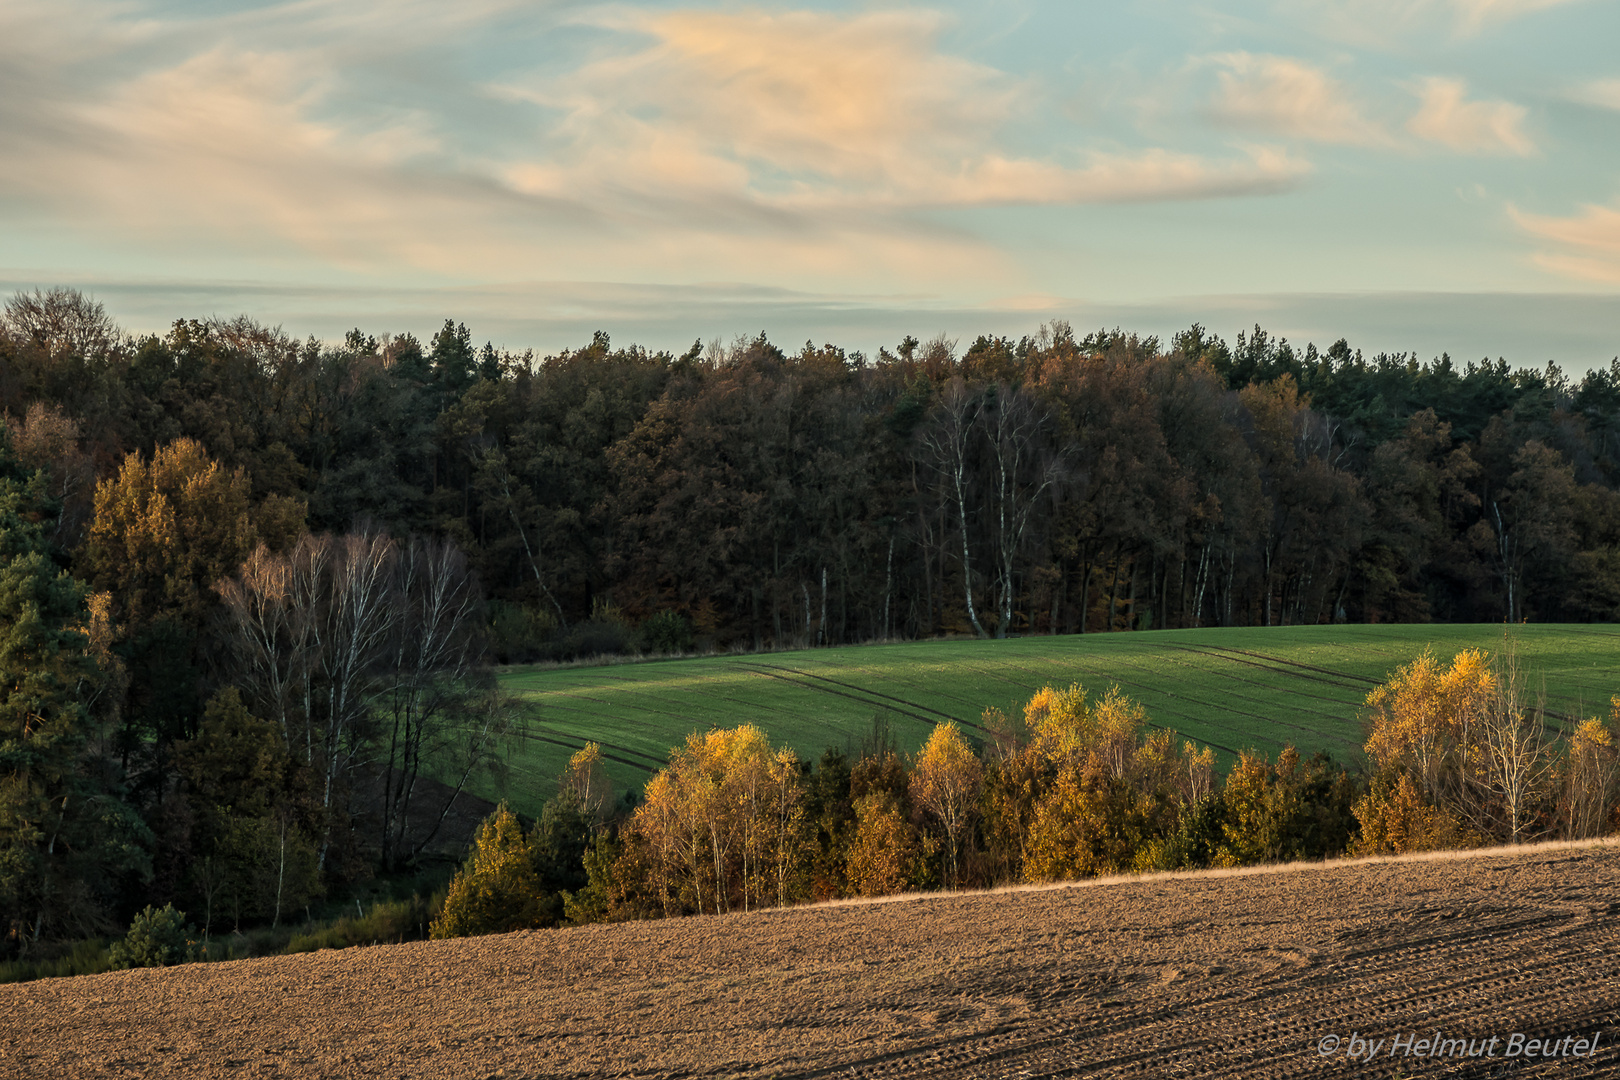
[0,430,149,951]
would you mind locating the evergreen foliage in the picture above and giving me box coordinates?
[107,903,194,969]
[7,287,1620,958]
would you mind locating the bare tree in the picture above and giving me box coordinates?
[917,378,987,637]
[312,533,399,866]
[224,531,509,871]
[2,287,120,360]
[377,536,509,871]
[984,385,1067,638]
[1472,647,1557,844]
[1562,715,1618,840]
[219,544,316,752]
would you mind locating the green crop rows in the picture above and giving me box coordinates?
[483,624,1620,816]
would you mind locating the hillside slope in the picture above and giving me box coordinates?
[496,624,1620,810]
[6,841,1618,1078]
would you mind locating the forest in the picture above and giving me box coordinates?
[4,284,1620,962]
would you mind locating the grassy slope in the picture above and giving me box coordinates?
[486,624,1620,816]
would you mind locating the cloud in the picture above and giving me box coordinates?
[1206,53,1391,145]
[1446,0,1587,32]
[1407,77,1534,154]
[1568,78,1620,111]
[1293,0,1588,46]
[499,10,1307,213]
[5,44,518,274]
[1511,201,1620,283]
[0,3,1311,297]
[1200,54,1537,159]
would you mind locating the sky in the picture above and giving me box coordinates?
[3,0,1619,366]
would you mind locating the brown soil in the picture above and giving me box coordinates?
[5,842,1620,1079]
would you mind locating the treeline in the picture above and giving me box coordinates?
[432,657,1620,938]
[5,283,1620,957]
[8,287,1620,648]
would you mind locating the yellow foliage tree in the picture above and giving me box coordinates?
[1352,772,1471,856]
[1563,714,1617,840]
[431,802,547,938]
[845,792,924,897]
[1016,683,1185,881]
[1361,644,1562,846]
[1023,769,1115,881]
[1363,648,1493,809]
[910,722,982,889]
[629,725,805,915]
[84,437,303,628]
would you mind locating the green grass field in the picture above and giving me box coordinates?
[484,624,1620,816]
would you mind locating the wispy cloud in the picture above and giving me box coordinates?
[1206,53,1391,145]
[2,41,532,275]
[1567,78,1620,111]
[499,10,1307,212]
[1407,77,1534,154]
[1446,0,1588,33]
[1512,200,1620,283]
[1293,0,1588,45]
[4,0,1600,321]
[0,3,1311,295]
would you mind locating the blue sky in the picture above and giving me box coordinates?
[3,0,1619,365]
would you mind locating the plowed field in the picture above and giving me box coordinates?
[5,842,1619,1079]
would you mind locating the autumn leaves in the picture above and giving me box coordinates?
[429,639,1620,940]
[1355,645,1619,853]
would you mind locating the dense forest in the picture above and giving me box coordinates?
[4,285,1620,960]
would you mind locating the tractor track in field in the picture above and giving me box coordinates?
[739,662,972,723]
[512,727,661,774]
[735,663,990,735]
[538,689,705,734]
[504,630,1616,789]
[946,654,1250,756]
[1143,641,1379,691]
[995,652,1357,757]
[9,842,1618,1079]
[1183,639,1590,730]
[1104,649,1363,723]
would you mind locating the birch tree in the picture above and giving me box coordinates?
[377,536,507,871]
[910,722,982,889]
[917,378,986,637]
[222,531,508,872]
[983,386,1067,638]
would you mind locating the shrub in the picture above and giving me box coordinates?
[489,602,558,663]
[108,904,195,969]
[1351,771,1479,855]
[429,798,590,939]
[285,892,444,953]
[1218,748,1360,864]
[0,938,116,983]
[1142,793,1227,871]
[846,792,929,896]
[638,609,692,654]
[431,803,544,938]
[550,618,633,660]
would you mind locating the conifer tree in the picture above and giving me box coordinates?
[0,431,148,950]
